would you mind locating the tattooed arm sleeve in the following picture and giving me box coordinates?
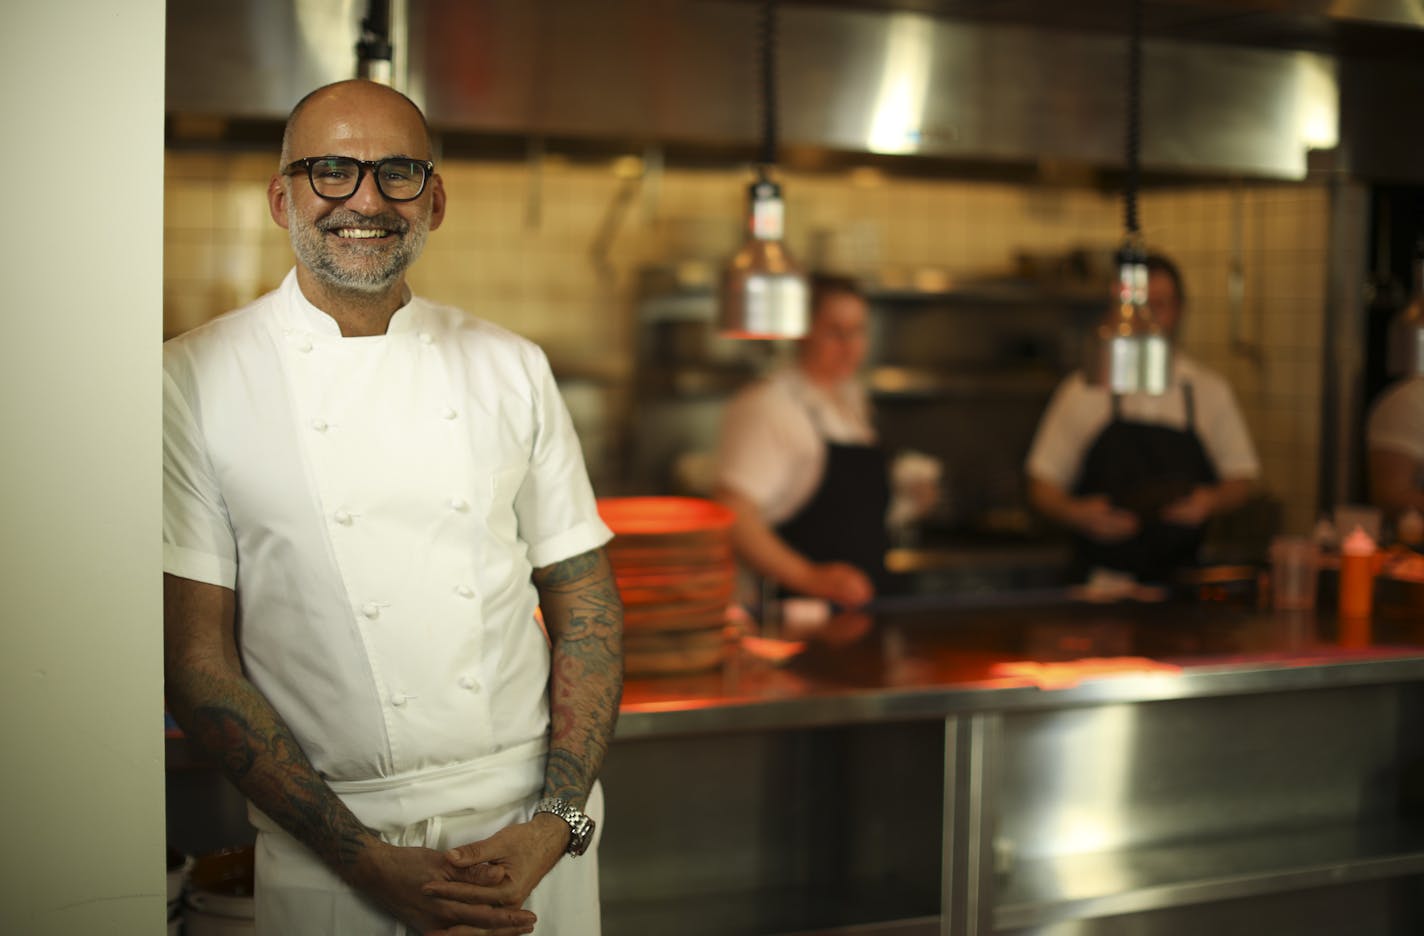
[531,547,625,808]
[163,573,379,877]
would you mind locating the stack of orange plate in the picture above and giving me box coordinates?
[598,496,736,675]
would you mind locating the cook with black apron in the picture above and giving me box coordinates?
[1068,383,1218,583]
[714,274,910,608]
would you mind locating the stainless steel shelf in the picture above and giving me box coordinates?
[995,820,1424,929]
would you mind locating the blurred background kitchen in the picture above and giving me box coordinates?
[151,2,1424,935]
[162,0,1424,585]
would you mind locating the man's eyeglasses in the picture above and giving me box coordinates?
[282,156,435,202]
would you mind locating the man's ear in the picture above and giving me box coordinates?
[427,174,447,232]
[267,174,290,230]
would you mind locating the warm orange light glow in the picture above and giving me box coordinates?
[597,496,735,535]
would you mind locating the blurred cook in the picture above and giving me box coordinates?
[1025,252,1260,583]
[716,275,932,607]
[1367,374,1424,519]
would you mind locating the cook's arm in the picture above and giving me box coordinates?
[1159,477,1255,526]
[1206,477,1255,515]
[1369,448,1424,516]
[718,486,874,606]
[1028,477,1139,542]
[163,574,530,932]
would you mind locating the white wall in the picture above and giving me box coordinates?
[1,3,166,933]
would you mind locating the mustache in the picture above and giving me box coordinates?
[317,210,410,234]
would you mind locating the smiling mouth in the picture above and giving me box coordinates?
[333,228,393,239]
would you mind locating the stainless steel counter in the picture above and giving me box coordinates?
[602,602,1424,936]
[617,602,1424,738]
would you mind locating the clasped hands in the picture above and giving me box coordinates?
[361,812,571,936]
[1073,487,1217,543]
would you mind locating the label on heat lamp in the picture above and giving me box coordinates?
[752,198,785,240]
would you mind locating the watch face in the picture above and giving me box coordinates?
[535,798,595,856]
[569,815,595,856]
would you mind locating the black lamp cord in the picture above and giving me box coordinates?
[1123,0,1143,240]
[757,0,779,180]
[357,0,393,62]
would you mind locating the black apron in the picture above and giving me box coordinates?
[1069,383,1219,584]
[774,415,893,597]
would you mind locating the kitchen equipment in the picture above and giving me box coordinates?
[1339,526,1379,619]
[719,0,808,340]
[1270,535,1319,611]
[184,845,254,936]
[1085,0,1173,397]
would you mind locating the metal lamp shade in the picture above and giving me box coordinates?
[720,240,809,339]
[1086,251,1173,395]
[719,180,809,340]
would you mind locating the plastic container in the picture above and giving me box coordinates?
[1269,535,1318,611]
[1339,525,1378,620]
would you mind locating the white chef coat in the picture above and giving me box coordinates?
[716,367,876,526]
[163,270,612,828]
[1368,376,1424,470]
[1025,354,1261,490]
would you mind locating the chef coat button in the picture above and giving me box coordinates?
[361,602,380,620]
[296,338,313,353]
[441,407,458,420]
[455,584,475,599]
[391,692,407,707]
[449,497,469,512]
[310,418,328,433]
[419,332,434,345]
[334,509,352,526]
[458,676,480,691]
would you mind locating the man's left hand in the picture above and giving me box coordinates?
[419,814,571,934]
[1161,487,1217,527]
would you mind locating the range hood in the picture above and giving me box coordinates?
[166,0,1424,182]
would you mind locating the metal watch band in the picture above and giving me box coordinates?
[532,796,595,856]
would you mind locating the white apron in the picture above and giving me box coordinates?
[252,778,604,935]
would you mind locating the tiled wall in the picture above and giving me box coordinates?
[1140,185,1329,535]
[164,150,1328,534]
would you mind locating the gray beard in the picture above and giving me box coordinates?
[289,210,430,294]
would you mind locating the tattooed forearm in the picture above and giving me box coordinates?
[533,546,625,806]
[166,665,376,875]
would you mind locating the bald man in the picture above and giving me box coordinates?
[163,80,622,935]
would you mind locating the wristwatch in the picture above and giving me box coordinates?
[532,797,596,856]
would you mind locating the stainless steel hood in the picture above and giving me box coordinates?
[165,0,1424,181]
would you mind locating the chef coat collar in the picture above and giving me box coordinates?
[279,268,422,338]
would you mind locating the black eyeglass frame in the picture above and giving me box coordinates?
[282,156,436,202]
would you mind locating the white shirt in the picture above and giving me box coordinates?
[163,270,611,790]
[1025,355,1261,490]
[715,367,875,525]
[1367,376,1424,465]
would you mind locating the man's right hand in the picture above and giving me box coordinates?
[350,839,536,936]
[1068,496,1140,543]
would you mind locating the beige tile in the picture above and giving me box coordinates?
[165,181,216,231]
[164,237,216,280]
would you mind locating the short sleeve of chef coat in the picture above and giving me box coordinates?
[715,377,825,526]
[516,344,613,569]
[1368,377,1424,463]
[1024,372,1106,490]
[162,360,238,589]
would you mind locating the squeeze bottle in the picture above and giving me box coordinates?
[1338,525,1377,620]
